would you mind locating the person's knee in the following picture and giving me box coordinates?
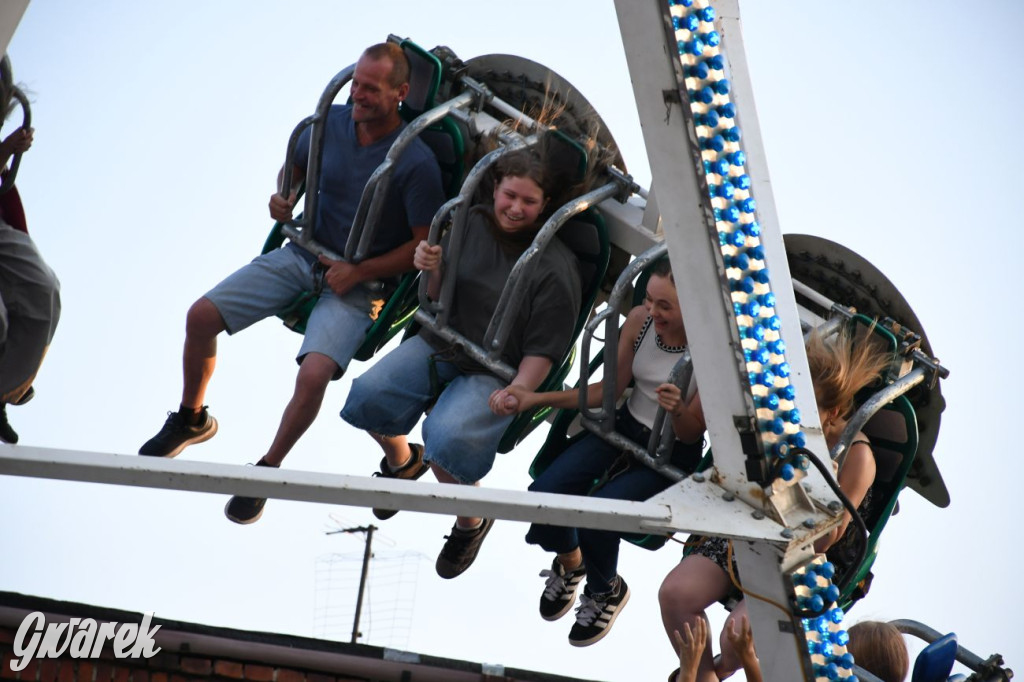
[528,472,564,495]
[295,352,338,396]
[659,567,702,614]
[659,572,685,612]
[186,298,226,339]
[429,461,461,484]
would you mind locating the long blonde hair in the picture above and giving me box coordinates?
[805,322,890,421]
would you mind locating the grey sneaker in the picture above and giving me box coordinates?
[539,558,587,621]
[371,443,429,520]
[139,407,218,458]
[568,576,630,647]
[435,518,494,579]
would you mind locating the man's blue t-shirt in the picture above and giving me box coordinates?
[292,104,444,259]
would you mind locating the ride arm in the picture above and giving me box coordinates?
[814,439,876,552]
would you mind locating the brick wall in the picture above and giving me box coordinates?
[0,626,366,682]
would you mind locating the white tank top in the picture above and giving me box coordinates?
[626,316,696,429]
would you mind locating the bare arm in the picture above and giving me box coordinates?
[413,240,443,299]
[671,619,707,682]
[0,127,33,171]
[318,225,429,297]
[725,616,762,682]
[489,355,554,416]
[655,384,706,444]
[495,305,648,414]
[814,437,875,552]
[269,163,306,223]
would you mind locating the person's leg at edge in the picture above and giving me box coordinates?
[715,600,750,680]
[368,432,417,472]
[577,465,672,594]
[431,463,482,529]
[261,351,338,466]
[659,555,732,682]
[340,334,439,471]
[421,372,510,530]
[180,297,226,421]
[527,432,624,569]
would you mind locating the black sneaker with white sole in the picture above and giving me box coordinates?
[435,518,494,579]
[539,558,587,621]
[139,407,218,458]
[568,576,630,647]
[224,458,277,525]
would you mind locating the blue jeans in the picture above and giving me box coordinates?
[525,409,700,594]
[341,335,512,483]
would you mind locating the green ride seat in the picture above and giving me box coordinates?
[838,391,919,610]
[496,208,611,453]
[398,38,466,198]
[404,126,613,454]
[683,315,922,600]
[827,313,919,610]
[259,37,466,362]
[527,257,684,551]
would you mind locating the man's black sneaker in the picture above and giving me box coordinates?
[371,443,430,520]
[139,407,218,457]
[0,404,18,444]
[568,576,630,647]
[224,458,277,525]
[435,518,494,579]
[539,558,587,621]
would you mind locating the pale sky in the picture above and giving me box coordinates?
[2,2,1021,681]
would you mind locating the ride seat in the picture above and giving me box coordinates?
[398,38,466,198]
[838,315,920,610]
[911,632,959,682]
[261,37,466,362]
[497,208,610,453]
[527,255,686,550]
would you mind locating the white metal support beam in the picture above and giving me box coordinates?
[0,1,29,58]
[612,1,850,679]
[0,444,819,546]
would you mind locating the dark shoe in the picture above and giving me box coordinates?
[371,443,429,520]
[568,576,630,647]
[0,405,18,444]
[224,458,277,525]
[12,386,34,406]
[435,518,494,579]
[539,558,587,621]
[139,407,218,457]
